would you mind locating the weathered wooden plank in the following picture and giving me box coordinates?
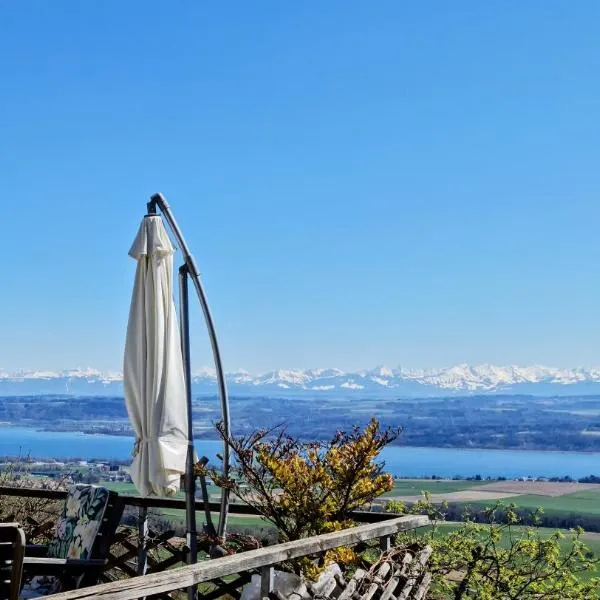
[379,568,401,600]
[44,515,428,600]
[411,572,432,600]
[359,561,391,600]
[398,553,413,578]
[396,546,432,600]
[108,546,141,569]
[337,568,366,600]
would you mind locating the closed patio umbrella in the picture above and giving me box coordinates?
[124,215,189,497]
[123,194,232,600]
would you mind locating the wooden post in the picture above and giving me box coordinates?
[380,534,392,552]
[260,565,274,600]
[137,506,149,576]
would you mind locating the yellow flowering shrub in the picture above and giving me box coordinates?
[211,418,398,576]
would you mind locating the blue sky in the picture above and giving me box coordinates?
[1,2,599,373]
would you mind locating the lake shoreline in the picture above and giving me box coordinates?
[1,425,599,480]
[1,422,600,456]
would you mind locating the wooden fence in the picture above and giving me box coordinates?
[45,515,429,600]
[0,486,429,600]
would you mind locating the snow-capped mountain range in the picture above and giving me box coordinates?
[2,364,600,397]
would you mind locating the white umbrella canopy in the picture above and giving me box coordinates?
[124,215,189,497]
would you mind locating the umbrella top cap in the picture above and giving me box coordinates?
[129,215,175,260]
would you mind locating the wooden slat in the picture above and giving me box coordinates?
[379,568,401,600]
[44,515,428,600]
[411,572,432,600]
[359,562,391,600]
[398,553,413,578]
[337,567,366,600]
[397,547,432,600]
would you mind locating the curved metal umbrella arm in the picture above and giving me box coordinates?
[148,193,231,539]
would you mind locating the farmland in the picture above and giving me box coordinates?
[458,488,600,517]
[383,479,491,496]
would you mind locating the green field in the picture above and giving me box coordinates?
[102,481,222,498]
[159,508,271,530]
[101,481,141,494]
[458,489,600,517]
[384,479,490,497]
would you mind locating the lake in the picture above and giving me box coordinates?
[0,425,599,479]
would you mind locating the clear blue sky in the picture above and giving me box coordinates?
[1,2,599,373]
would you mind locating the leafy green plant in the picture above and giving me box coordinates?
[390,497,600,599]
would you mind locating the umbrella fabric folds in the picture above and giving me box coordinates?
[124,215,189,497]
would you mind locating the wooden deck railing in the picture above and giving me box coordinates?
[44,514,429,600]
[1,486,429,599]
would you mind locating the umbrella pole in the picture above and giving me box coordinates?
[148,193,231,539]
[179,266,198,600]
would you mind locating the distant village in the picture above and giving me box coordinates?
[0,456,132,487]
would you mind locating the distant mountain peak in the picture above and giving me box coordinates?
[2,363,600,397]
